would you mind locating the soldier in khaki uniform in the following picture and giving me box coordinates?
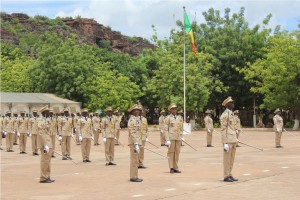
[159,110,166,146]
[0,114,4,150]
[16,111,29,154]
[29,110,39,155]
[233,110,242,147]
[204,110,214,147]
[92,112,101,146]
[4,111,16,152]
[80,109,93,162]
[102,107,117,166]
[58,108,73,160]
[37,106,54,183]
[220,96,239,182]
[74,113,82,145]
[164,103,184,173]
[138,105,149,169]
[114,109,123,145]
[273,108,284,148]
[127,104,143,182]
[49,110,58,157]
[13,113,19,145]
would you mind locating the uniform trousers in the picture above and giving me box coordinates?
[61,136,71,156]
[6,132,14,151]
[138,141,146,166]
[223,143,237,178]
[167,140,181,169]
[130,144,140,179]
[40,148,52,181]
[81,138,91,160]
[105,138,115,162]
[19,133,27,152]
[31,134,38,153]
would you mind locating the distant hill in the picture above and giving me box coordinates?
[0,13,155,56]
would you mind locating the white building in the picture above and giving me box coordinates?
[0,92,81,115]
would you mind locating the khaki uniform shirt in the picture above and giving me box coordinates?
[37,117,52,149]
[92,116,101,131]
[115,115,122,130]
[101,115,117,138]
[273,114,283,132]
[127,115,142,145]
[5,117,16,133]
[59,117,73,136]
[164,114,183,141]
[159,115,165,132]
[204,115,213,131]
[49,117,58,136]
[233,115,241,131]
[17,117,29,133]
[29,117,39,135]
[220,109,237,144]
[140,116,148,141]
[80,117,93,139]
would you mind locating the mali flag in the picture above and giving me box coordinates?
[184,10,197,54]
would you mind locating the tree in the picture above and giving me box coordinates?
[242,31,300,111]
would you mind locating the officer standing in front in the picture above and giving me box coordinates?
[204,110,214,147]
[220,96,238,182]
[37,106,54,183]
[58,108,73,160]
[273,108,284,148]
[128,104,143,182]
[4,111,16,152]
[17,111,29,154]
[80,108,93,162]
[102,107,117,166]
[164,103,184,174]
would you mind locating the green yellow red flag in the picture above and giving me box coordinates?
[184,10,197,54]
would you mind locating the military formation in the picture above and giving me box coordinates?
[0,97,289,183]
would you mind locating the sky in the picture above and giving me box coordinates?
[1,0,300,39]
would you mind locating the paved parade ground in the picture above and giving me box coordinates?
[1,128,300,200]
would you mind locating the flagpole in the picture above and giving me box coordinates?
[183,6,186,123]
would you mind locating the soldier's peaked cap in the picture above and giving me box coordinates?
[128,104,139,112]
[39,105,49,113]
[168,103,177,111]
[222,96,234,106]
[274,108,281,114]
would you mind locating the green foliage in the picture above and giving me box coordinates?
[242,31,300,110]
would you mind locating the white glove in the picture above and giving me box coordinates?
[276,128,282,132]
[181,138,185,141]
[91,136,94,140]
[79,135,83,141]
[74,128,77,132]
[160,130,164,134]
[224,143,229,152]
[17,132,20,137]
[165,140,171,147]
[103,137,106,144]
[44,145,49,153]
[4,131,7,136]
[145,138,149,142]
[28,132,32,137]
[94,128,97,131]
[58,136,62,141]
[235,130,239,134]
[208,129,211,133]
[134,143,140,152]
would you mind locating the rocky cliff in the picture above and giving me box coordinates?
[0,13,155,56]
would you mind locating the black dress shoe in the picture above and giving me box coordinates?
[138,166,147,169]
[161,144,165,146]
[170,168,175,173]
[62,157,68,160]
[48,178,55,182]
[173,169,181,173]
[51,155,55,158]
[106,163,110,166]
[276,145,283,148]
[109,162,116,165]
[207,145,214,147]
[40,179,52,183]
[224,177,234,182]
[0,148,3,150]
[13,143,18,145]
[86,160,91,162]
[7,150,14,152]
[34,152,39,155]
[130,178,143,182]
[229,176,238,181]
